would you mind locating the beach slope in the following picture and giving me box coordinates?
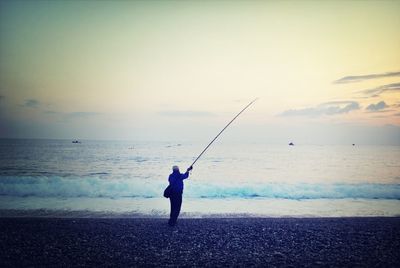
[1,217,399,267]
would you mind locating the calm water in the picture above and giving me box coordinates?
[1,139,399,217]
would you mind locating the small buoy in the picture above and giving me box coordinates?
[289,142,294,146]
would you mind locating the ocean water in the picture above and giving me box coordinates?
[1,139,399,217]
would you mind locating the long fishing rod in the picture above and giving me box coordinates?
[190,98,258,167]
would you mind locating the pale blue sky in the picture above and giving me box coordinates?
[0,1,399,144]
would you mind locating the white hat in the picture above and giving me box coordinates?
[172,165,179,171]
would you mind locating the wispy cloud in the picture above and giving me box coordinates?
[280,101,360,117]
[39,110,102,123]
[158,110,216,117]
[334,71,400,84]
[66,112,101,118]
[19,98,100,118]
[43,110,60,115]
[360,82,400,97]
[366,101,388,112]
[23,99,40,108]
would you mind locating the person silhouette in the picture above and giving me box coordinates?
[168,165,193,226]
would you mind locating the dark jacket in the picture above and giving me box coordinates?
[169,170,189,194]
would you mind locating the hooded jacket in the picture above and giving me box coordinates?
[168,170,189,194]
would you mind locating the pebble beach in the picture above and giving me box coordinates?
[1,217,399,267]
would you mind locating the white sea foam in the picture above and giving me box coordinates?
[1,176,399,200]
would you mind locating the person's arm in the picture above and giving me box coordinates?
[182,166,193,180]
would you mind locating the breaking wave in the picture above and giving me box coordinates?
[0,176,400,200]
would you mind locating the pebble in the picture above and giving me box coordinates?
[0,217,399,267]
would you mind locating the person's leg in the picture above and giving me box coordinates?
[169,192,183,226]
[175,193,182,220]
[169,194,176,226]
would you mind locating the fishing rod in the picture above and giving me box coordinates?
[190,98,258,168]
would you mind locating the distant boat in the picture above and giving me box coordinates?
[72,140,81,144]
[352,144,355,146]
[289,142,294,146]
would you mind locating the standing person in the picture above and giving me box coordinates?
[168,165,193,226]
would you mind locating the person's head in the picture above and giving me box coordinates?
[172,165,179,172]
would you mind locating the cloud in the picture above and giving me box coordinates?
[361,82,400,97]
[280,101,360,117]
[23,99,40,108]
[158,110,216,117]
[66,112,101,118]
[19,99,100,119]
[334,71,400,84]
[366,101,388,112]
[43,110,60,114]
[25,106,99,119]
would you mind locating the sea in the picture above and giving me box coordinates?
[1,139,399,217]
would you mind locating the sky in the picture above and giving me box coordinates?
[0,0,399,144]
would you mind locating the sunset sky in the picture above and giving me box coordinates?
[1,1,399,144]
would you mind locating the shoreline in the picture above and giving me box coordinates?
[2,197,400,218]
[1,217,399,267]
[2,209,400,218]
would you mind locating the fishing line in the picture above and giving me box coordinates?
[190,98,258,168]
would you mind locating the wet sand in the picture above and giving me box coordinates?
[1,217,399,267]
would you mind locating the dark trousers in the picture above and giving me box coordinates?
[169,191,182,225]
